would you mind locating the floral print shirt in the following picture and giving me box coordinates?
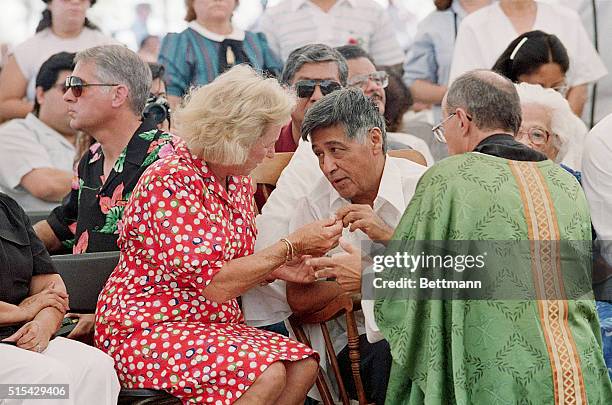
[47,125,181,253]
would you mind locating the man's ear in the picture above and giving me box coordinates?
[369,127,384,153]
[111,84,130,109]
[35,86,45,108]
[456,108,471,135]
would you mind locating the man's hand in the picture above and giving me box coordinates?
[18,282,69,321]
[2,320,52,353]
[66,313,95,344]
[306,239,362,293]
[336,204,394,241]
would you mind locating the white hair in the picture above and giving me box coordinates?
[515,82,587,163]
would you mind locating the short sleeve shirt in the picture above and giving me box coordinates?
[0,114,76,212]
[46,125,182,254]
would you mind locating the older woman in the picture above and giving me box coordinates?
[95,65,342,404]
[0,193,119,405]
[0,0,115,121]
[158,0,282,110]
[515,82,587,171]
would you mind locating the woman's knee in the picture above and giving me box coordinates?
[255,361,287,392]
[286,357,318,385]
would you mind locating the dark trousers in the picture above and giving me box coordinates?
[337,335,392,405]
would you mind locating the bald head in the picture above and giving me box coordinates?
[445,69,522,135]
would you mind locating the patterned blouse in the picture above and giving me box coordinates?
[158,27,283,98]
[47,126,181,253]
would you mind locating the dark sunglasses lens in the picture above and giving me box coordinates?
[296,82,315,98]
[66,77,83,97]
[319,81,341,96]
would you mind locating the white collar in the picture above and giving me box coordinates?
[24,113,75,150]
[328,156,406,216]
[291,0,356,12]
[188,21,245,42]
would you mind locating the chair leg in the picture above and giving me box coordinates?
[321,322,351,405]
[346,311,369,405]
[289,318,336,405]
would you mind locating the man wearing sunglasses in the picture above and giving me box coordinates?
[273,44,348,154]
[0,52,77,212]
[33,45,180,341]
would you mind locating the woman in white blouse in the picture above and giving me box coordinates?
[449,0,607,116]
[0,0,114,122]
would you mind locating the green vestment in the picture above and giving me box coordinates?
[374,152,612,404]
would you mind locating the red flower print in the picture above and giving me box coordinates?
[73,230,89,254]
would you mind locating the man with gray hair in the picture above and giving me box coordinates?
[272,43,347,154]
[374,70,612,403]
[286,88,425,404]
[33,45,180,340]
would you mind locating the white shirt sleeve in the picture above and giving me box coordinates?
[582,115,612,264]
[564,11,607,86]
[0,121,53,190]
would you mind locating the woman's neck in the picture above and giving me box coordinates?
[459,0,492,14]
[207,163,233,190]
[196,18,233,36]
[310,0,337,13]
[51,19,84,38]
[500,0,536,14]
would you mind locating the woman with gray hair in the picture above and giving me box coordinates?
[515,82,587,173]
[95,64,342,404]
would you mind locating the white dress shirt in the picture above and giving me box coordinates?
[242,134,429,326]
[0,114,76,212]
[256,0,404,66]
[582,113,612,264]
[449,1,607,87]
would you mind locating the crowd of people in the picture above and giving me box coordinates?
[1,0,612,404]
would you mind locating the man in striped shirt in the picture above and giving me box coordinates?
[256,0,404,66]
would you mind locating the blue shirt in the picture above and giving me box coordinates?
[402,1,467,89]
[158,28,283,98]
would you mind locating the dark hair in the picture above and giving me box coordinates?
[382,67,413,132]
[139,35,159,50]
[302,87,387,153]
[492,30,569,82]
[33,51,76,115]
[434,0,453,11]
[148,62,165,81]
[37,1,99,33]
[335,45,375,64]
[446,70,522,135]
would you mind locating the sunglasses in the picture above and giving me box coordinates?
[64,75,120,98]
[294,80,342,98]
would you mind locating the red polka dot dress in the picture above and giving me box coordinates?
[95,143,316,404]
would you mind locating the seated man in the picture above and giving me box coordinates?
[287,88,426,404]
[0,52,77,212]
[243,43,430,331]
[33,45,180,340]
[375,70,612,403]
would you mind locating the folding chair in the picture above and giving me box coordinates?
[52,252,181,405]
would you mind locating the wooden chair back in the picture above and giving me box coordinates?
[388,148,427,166]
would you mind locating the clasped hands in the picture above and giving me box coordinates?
[272,204,393,292]
[2,282,69,353]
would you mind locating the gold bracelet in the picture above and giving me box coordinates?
[280,238,294,263]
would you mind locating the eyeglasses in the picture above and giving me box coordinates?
[432,112,456,144]
[516,127,551,145]
[551,81,569,97]
[347,71,389,89]
[293,80,342,98]
[64,75,120,98]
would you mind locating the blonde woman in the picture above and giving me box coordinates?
[95,65,342,404]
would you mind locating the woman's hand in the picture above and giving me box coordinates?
[18,282,69,322]
[2,320,52,353]
[288,217,343,257]
[266,256,316,284]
